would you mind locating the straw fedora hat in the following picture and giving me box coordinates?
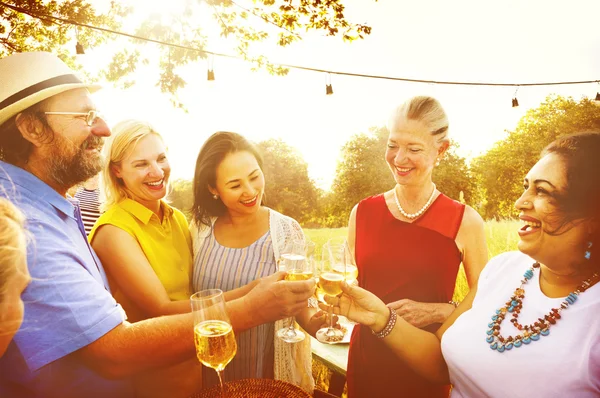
[0,52,101,127]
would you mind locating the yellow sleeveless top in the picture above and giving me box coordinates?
[89,198,193,322]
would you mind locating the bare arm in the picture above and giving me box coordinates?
[456,205,488,288]
[76,274,315,379]
[91,225,191,317]
[326,281,477,384]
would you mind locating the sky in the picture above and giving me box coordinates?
[81,0,600,190]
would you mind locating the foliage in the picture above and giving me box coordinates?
[324,126,393,227]
[0,0,130,69]
[433,140,479,206]
[168,178,193,217]
[0,0,372,102]
[471,95,600,219]
[257,138,319,225]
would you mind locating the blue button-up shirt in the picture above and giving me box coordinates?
[0,161,133,398]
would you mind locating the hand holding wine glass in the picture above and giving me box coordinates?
[316,240,348,344]
[191,289,236,398]
[276,239,316,343]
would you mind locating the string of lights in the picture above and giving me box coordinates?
[1,0,599,103]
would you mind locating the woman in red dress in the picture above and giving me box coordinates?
[346,96,488,397]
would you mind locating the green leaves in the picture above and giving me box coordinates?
[471,95,600,219]
[1,0,372,100]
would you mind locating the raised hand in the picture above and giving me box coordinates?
[244,271,316,324]
[320,282,388,329]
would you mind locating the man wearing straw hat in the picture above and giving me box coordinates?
[0,52,316,398]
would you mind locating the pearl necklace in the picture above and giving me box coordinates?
[393,183,437,219]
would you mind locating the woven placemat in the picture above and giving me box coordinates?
[189,378,311,398]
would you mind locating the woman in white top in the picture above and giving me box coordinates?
[325,132,600,397]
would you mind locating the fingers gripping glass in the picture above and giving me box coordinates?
[44,110,102,126]
[276,239,316,343]
[191,289,237,398]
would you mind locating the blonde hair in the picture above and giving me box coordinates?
[0,198,26,299]
[100,119,164,212]
[388,96,449,145]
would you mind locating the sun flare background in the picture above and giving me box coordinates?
[81,0,600,190]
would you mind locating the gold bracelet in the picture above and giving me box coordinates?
[449,300,460,308]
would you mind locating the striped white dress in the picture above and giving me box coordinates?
[193,225,277,388]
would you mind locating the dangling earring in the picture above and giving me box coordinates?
[213,194,218,200]
[585,241,593,260]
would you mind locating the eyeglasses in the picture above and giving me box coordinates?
[44,110,103,127]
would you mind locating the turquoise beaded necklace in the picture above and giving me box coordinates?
[486,262,599,353]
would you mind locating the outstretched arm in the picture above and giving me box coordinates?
[324,281,477,384]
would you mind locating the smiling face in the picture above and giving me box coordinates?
[113,134,170,206]
[385,118,447,187]
[210,150,265,216]
[515,153,591,265]
[39,89,111,189]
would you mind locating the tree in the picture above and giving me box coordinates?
[1,0,372,101]
[257,138,319,226]
[471,95,600,219]
[168,178,193,218]
[325,126,392,227]
[432,140,479,206]
[0,0,129,68]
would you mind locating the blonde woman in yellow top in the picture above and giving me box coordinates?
[89,120,203,398]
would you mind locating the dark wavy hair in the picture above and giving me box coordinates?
[191,131,263,228]
[541,131,600,266]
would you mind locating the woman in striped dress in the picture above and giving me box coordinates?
[190,132,324,392]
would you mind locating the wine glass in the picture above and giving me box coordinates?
[276,239,315,343]
[327,237,358,285]
[316,240,347,344]
[191,289,236,398]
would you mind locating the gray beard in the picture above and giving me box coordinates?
[47,140,104,190]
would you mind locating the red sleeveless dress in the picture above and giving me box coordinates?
[347,193,465,398]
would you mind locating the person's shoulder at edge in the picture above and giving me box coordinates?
[479,251,531,283]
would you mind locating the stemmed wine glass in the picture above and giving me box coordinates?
[191,289,237,398]
[316,240,348,344]
[276,239,316,343]
[327,236,358,285]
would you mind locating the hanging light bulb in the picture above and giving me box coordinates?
[75,28,85,54]
[207,54,215,81]
[512,86,520,107]
[325,73,333,95]
[76,42,85,55]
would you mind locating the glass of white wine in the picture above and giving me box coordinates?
[327,237,358,284]
[191,289,236,398]
[316,240,347,344]
[276,239,315,343]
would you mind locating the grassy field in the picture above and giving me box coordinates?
[305,219,521,394]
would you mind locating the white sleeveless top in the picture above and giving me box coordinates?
[442,251,600,397]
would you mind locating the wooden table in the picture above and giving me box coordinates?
[310,336,349,397]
